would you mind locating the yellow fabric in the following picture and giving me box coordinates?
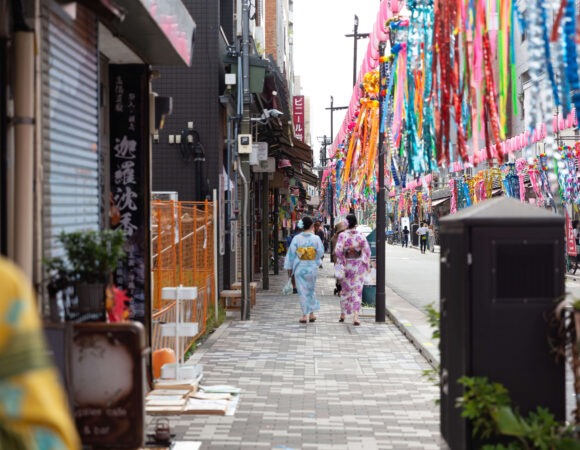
[296,246,317,260]
[0,257,81,450]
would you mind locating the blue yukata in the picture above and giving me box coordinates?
[284,231,325,316]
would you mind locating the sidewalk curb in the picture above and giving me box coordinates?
[185,319,233,365]
[385,306,440,370]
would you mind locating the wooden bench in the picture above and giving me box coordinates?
[230,282,258,307]
[219,290,242,310]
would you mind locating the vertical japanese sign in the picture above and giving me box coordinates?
[109,65,150,323]
[293,95,305,141]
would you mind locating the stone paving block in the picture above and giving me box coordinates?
[146,264,448,449]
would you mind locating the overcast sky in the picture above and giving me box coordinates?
[293,0,382,165]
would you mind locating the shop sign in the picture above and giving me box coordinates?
[72,323,146,447]
[109,65,149,321]
[293,95,305,141]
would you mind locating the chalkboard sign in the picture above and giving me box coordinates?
[72,323,146,447]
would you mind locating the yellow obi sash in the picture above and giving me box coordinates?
[296,246,316,260]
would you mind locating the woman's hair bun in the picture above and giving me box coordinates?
[346,214,357,229]
[301,216,313,230]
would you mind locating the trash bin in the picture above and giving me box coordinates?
[362,285,376,306]
[366,229,377,258]
[362,264,376,306]
[439,197,565,449]
[362,231,377,306]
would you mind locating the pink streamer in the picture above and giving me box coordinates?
[329,0,400,161]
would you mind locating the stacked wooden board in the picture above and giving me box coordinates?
[145,382,240,416]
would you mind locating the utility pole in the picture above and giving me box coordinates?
[375,41,387,323]
[316,135,331,223]
[261,172,269,290]
[325,96,348,230]
[345,15,370,88]
[240,0,251,320]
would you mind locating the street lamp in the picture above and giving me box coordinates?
[375,41,387,323]
[345,15,370,88]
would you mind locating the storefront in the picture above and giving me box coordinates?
[1,0,194,328]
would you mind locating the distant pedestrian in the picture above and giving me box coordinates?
[284,216,325,324]
[314,220,326,267]
[334,214,371,326]
[402,226,410,248]
[416,222,429,253]
[428,225,435,253]
[330,220,348,296]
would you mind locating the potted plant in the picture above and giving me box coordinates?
[46,229,126,318]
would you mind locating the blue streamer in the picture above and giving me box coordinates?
[564,0,580,113]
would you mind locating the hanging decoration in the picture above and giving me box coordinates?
[321,0,580,222]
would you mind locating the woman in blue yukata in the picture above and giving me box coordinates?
[284,216,325,324]
[334,214,371,326]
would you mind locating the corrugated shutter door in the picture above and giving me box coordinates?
[42,3,99,254]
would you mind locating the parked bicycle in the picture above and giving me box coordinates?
[386,230,400,245]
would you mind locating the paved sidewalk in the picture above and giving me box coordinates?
[153,263,447,449]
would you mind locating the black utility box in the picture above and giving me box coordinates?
[439,197,565,449]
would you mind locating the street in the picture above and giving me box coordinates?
[384,243,580,313]
[385,244,440,314]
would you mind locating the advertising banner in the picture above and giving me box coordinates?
[293,95,305,141]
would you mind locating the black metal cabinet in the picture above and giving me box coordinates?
[439,198,565,449]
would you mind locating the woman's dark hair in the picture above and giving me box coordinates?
[301,216,313,230]
[346,214,357,229]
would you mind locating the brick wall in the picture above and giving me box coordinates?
[265,0,277,57]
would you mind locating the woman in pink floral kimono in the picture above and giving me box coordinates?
[334,214,371,325]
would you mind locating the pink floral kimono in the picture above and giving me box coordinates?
[334,229,371,317]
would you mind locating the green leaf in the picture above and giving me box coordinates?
[492,405,528,437]
[556,438,580,450]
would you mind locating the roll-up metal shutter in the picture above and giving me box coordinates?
[42,2,99,256]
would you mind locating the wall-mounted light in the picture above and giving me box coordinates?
[150,92,173,134]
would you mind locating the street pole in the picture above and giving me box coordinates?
[273,188,279,275]
[325,97,348,230]
[345,15,370,88]
[261,173,269,290]
[375,41,387,323]
[240,0,251,320]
